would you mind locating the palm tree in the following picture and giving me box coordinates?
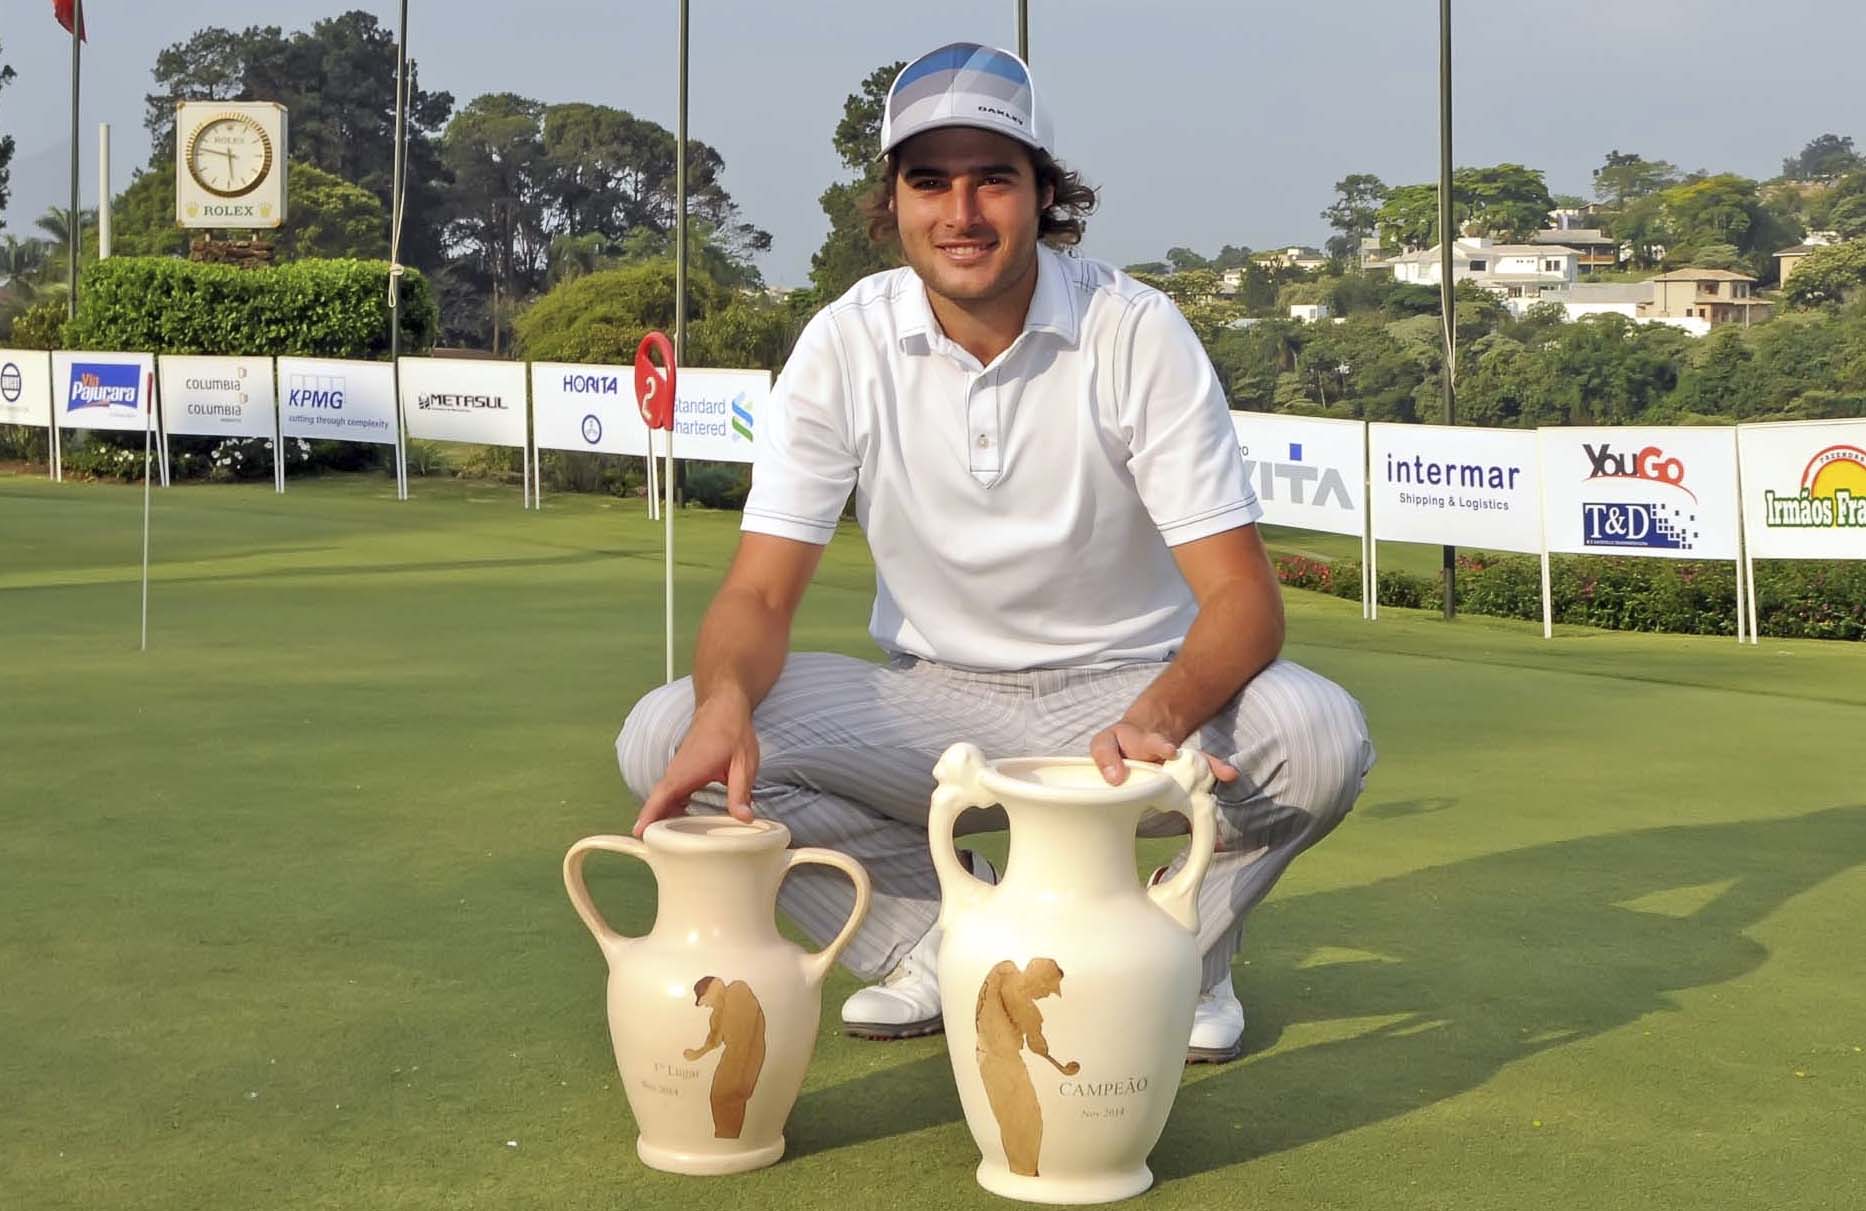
[33,206,97,280]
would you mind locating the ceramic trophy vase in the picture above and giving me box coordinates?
[563,818,871,1175]
[929,742,1219,1204]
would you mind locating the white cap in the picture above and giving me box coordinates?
[880,42,1048,157]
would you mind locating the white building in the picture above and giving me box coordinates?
[1387,237,1579,302]
[1289,303,1332,322]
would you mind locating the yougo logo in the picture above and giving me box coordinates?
[1583,443,1694,501]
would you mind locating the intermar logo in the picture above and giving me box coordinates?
[1764,444,1866,529]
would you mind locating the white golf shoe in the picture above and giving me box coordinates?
[841,850,998,1040]
[1149,865,1248,1064]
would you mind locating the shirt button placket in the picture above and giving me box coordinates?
[968,370,1000,480]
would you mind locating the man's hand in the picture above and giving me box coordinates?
[632,694,760,837]
[1088,719,1238,787]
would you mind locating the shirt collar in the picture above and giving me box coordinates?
[894,243,1080,352]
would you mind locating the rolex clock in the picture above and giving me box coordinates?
[174,101,288,229]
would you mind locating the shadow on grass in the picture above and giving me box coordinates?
[1152,804,1866,1184]
[786,1052,963,1158]
[1361,796,1458,819]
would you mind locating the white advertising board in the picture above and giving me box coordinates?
[660,369,769,464]
[0,349,53,428]
[276,357,399,446]
[1737,419,1866,561]
[398,357,528,448]
[1369,423,1542,554]
[531,361,639,456]
[1539,426,1741,561]
[1229,412,1366,538]
[52,351,158,433]
[157,355,278,439]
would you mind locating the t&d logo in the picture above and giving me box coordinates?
[66,362,143,412]
[1240,440,1353,509]
[1578,442,1698,550]
[0,361,22,404]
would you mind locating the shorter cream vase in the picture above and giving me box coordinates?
[563,818,871,1175]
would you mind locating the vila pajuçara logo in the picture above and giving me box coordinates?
[1239,440,1352,510]
[66,362,144,412]
[1763,444,1866,529]
[1578,443,1697,551]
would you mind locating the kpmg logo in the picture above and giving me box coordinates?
[287,374,345,410]
[1578,442,1697,550]
[66,362,142,412]
[417,393,507,412]
[562,372,621,395]
[1239,440,1352,509]
[0,361,22,404]
[730,392,753,443]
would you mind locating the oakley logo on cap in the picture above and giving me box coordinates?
[882,42,1047,155]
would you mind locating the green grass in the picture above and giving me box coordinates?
[3,473,1864,1211]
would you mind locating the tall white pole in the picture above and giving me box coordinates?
[140,384,153,652]
[98,123,112,260]
[666,0,688,686]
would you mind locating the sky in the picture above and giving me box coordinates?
[3,0,1864,287]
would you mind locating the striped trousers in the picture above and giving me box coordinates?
[617,653,1375,987]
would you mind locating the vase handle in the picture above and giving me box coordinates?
[562,834,651,961]
[785,848,873,989]
[929,742,996,928]
[1147,748,1219,935]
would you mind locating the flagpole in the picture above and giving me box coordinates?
[67,0,83,318]
[388,0,411,501]
[666,0,687,686]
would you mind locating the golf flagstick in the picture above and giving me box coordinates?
[140,369,154,652]
[635,332,678,683]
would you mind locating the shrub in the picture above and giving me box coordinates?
[62,256,436,358]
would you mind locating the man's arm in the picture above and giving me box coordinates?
[631,533,825,835]
[1089,524,1284,785]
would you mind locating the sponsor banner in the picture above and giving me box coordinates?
[0,349,54,428]
[531,361,638,456]
[662,369,768,464]
[1229,412,1365,538]
[276,357,399,446]
[157,355,278,439]
[52,351,157,433]
[1539,426,1740,561]
[1737,419,1866,560]
[398,356,528,448]
[1369,423,1542,553]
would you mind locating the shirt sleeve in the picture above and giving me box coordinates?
[740,310,857,545]
[1118,292,1261,546]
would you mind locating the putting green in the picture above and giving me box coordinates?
[2,473,1862,1210]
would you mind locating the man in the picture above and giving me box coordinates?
[619,42,1373,1064]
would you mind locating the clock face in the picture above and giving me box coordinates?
[184,115,274,198]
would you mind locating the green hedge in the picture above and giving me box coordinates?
[61,256,436,358]
[1274,553,1866,641]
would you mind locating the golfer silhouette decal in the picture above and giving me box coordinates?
[683,976,767,1139]
[974,958,1080,1177]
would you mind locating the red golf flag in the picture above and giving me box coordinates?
[54,0,87,40]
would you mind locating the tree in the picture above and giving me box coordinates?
[109,161,389,260]
[0,45,14,230]
[1592,150,1680,207]
[1377,183,1440,250]
[1165,246,1209,272]
[143,14,455,268]
[439,93,552,352]
[1781,134,1862,182]
[1782,241,1866,308]
[1656,174,1802,274]
[810,61,905,299]
[1374,165,1552,250]
[513,257,792,370]
[1321,173,1387,259]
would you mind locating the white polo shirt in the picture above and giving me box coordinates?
[742,244,1261,671]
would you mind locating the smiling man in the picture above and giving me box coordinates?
[617,43,1374,1063]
